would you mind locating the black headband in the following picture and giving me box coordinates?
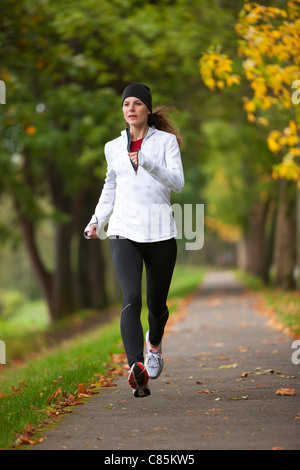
[122,83,152,112]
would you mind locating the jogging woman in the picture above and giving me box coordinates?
[85,83,184,397]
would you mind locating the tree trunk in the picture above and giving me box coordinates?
[73,188,107,310]
[18,212,74,321]
[45,162,75,320]
[244,199,269,281]
[50,221,74,321]
[272,178,296,290]
[14,153,108,321]
[19,214,53,313]
[77,235,107,309]
[18,205,107,321]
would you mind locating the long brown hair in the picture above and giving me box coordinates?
[147,106,184,149]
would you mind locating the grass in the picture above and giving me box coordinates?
[0,264,205,450]
[236,270,300,338]
[0,300,50,362]
[0,319,123,450]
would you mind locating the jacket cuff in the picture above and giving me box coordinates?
[138,151,154,172]
[84,216,98,239]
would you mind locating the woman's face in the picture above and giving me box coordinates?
[122,97,150,127]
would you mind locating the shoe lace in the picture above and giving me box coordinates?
[147,349,161,369]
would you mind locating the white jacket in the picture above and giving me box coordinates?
[84,126,184,242]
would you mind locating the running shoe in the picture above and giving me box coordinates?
[145,331,164,379]
[128,362,150,398]
[132,385,151,398]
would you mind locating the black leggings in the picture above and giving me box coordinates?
[109,237,177,367]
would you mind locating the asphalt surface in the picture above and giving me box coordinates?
[32,270,300,451]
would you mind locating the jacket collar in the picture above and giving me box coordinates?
[121,127,155,173]
[121,126,156,141]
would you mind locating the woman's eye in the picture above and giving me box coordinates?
[123,101,142,106]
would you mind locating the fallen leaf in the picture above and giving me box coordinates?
[13,423,43,447]
[12,381,27,395]
[256,369,274,375]
[77,383,97,398]
[47,410,60,417]
[78,383,86,395]
[93,374,117,388]
[275,388,295,396]
[52,376,63,384]
[240,371,253,378]
[228,395,248,400]
[47,386,61,404]
[57,393,85,407]
[219,363,238,369]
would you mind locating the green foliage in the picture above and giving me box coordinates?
[1,0,284,310]
[0,290,27,320]
[202,119,276,230]
[0,0,244,312]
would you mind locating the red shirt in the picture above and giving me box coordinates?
[130,138,143,152]
[130,138,143,174]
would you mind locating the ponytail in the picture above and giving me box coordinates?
[147,106,184,149]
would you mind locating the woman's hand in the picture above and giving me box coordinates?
[87,223,98,239]
[128,151,138,167]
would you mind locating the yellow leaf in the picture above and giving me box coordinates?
[290,147,300,156]
[257,116,269,126]
[247,113,256,122]
[25,126,37,136]
[244,100,256,112]
[267,131,281,152]
[205,77,216,90]
[219,363,238,369]
[226,74,241,86]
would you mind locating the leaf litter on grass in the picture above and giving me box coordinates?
[11,351,129,448]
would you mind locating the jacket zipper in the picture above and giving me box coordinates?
[126,128,138,174]
[126,127,150,175]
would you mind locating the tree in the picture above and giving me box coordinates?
[0,0,121,320]
[1,0,242,319]
[199,0,300,288]
[201,119,277,280]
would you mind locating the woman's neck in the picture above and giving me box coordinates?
[130,124,149,141]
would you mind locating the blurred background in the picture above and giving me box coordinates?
[0,0,299,326]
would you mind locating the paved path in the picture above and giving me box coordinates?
[33,271,300,451]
